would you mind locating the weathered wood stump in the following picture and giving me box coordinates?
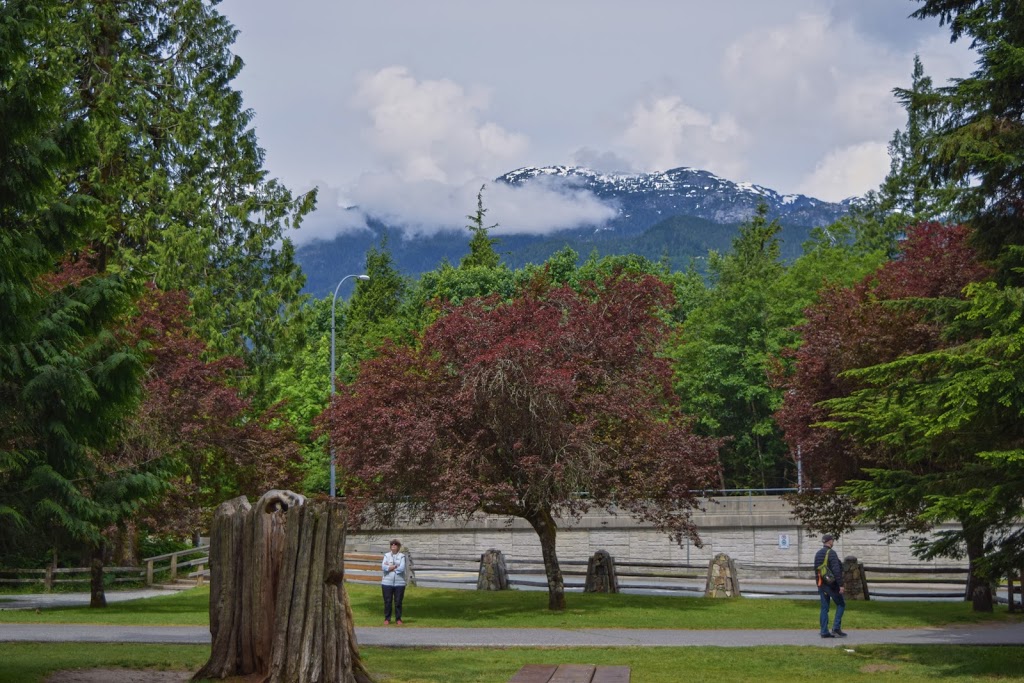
[477,548,510,590]
[584,550,619,593]
[842,555,870,600]
[704,553,741,597]
[192,490,372,683]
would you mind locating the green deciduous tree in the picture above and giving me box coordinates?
[670,206,794,489]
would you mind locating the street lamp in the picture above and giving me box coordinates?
[330,273,370,497]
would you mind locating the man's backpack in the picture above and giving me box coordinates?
[817,548,836,587]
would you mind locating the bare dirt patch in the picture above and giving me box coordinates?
[859,664,901,674]
[44,669,192,682]
[44,671,266,683]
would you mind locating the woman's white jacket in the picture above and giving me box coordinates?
[381,551,407,587]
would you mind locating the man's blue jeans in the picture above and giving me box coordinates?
[819,583,845,634]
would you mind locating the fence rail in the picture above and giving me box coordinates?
[0,545,212,591]
[5,544,1020,608]
[347,548,1019,603]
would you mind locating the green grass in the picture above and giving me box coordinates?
[0,588,210,625]
[0,582,1019,629]
[0,643,208,683]
[345,583,1019,629]
[0,643,1022,683]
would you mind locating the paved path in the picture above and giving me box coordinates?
[1,622,1021,647]
[0,590,176,611]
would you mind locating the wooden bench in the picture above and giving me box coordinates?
[509,664,630,683]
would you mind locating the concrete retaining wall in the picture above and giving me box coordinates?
[349,495,969,571]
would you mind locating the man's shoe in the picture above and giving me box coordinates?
[832,629,848,637]
[396,619,403,625]
[820,632,835,638]
[384,620,390,625]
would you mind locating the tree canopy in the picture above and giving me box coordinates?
[323,273,720,610]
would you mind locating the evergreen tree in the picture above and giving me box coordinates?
[0,0,158,595]
[460,185,501,269]
[881,55,953,222]
[910,0,1024,278]
[62,0,316,397]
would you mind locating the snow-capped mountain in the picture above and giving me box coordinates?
[496,165,852,233]
[294,165,854,296]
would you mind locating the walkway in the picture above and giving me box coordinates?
[1,622,1021,647]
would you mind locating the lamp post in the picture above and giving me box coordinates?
[330,273,369,497]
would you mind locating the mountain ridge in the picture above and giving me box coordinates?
[295,165,853,296]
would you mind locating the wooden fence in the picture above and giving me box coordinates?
[0,545,211,591]
[3,544,1021,609]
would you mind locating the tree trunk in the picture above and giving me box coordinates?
[963,525,993,612]
[525,507,565,611]
[193,491,372,683]
[89,542,107,608]
[111,522,139,567]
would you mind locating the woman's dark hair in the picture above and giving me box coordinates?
[390,539,401,547]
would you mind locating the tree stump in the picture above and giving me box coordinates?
[704,553,741,597]
[477,548,509,590]
[192,491,372,683]
[842,555,870,600]
[584,550,619,593]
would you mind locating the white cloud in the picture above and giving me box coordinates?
[796,142,890,201]
[344,172,616,238]
[220,0,979,232]
[352,66,528,184]
[294,66,617,242]
[291,183,369,246]
[615,96,747,178]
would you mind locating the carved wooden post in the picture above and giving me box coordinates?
[584,550,619,593]
[477,548,509,590]
[193,491,371,683]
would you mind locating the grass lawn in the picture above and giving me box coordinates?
[1,643,1022,683]
[1,582,1018,630]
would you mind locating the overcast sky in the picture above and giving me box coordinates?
[218,0,975,245]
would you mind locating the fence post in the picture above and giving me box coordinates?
[146,559,154,586]
[44,566,54,592]
[170,552,178,581]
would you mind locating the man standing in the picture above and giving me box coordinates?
[381,539,407,625]
[815,533,847,638]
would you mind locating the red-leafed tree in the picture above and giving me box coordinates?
[776,223,1006,606]
[778,223,989,488]
[118,287,301,547]
[322,273,721,610]
[778,223,987,485]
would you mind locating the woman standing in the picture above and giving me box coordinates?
[381,539,407,625]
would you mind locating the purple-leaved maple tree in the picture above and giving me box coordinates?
[322,273,721,610]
